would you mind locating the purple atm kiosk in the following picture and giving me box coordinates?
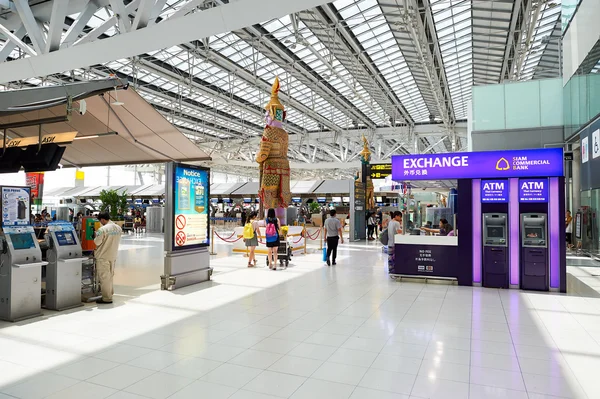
[391,148,566,293]
[520,213,548,291]
[482,213,508,288]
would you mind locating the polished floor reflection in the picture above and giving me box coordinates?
[0,236,597,398]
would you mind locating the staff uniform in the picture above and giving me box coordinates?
[94,221,123,302]
[387,219,401,273]
[324,216,342,264]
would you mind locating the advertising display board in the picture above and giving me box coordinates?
[1,186,31,227]
[172,163,210,251]
[25,173,44,207]
[519,178,549,203]
[481,180,509,203]
[392,148,563,181]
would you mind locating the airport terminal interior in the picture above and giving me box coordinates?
[0,0,599,398]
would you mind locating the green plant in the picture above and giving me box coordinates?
[99,189,128,220]
[308,202,321,214]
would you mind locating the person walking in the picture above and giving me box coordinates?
[93,212,123,304]
[244,212,260,267]
[566,210,573,249]
[324,209,344,266]
[367,212,376,240]
[387,211,402,273]
[265,208,280,270]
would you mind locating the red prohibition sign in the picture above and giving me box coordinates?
[175,215,186,230]
[175,231,186,246]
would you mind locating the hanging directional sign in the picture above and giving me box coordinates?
[370,163,392,179]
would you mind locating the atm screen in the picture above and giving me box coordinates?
[524,227,544,239]
[55,231,77,246]
[487,226,504,239]
[11,233,35,250]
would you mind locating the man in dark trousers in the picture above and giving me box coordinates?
[324,209,344,266]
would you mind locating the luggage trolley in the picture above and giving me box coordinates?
[265,236,292,268]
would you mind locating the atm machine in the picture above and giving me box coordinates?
[520,213,548,291]
[45,223,87,310]
[0,226,46,321]
[482,213,508,288]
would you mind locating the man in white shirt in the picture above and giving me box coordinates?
[94,213,122,304]
[324,209,344,266]
[387,211,402,272]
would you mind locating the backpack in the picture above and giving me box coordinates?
[265,221,278,243]
[379,228,388,245]
[243,223,254,239]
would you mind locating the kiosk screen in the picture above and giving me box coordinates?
[55,231,77,246]
[524,227,544,240]
[11,233,35,250]
[487,226,504,239]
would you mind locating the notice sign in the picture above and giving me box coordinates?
[391,148,563,181]
[519,178,548,203]
[1,186,30,227]
[173,164,210,250]
[481,180,509,203]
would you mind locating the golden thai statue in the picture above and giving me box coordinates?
[358,135,376,210]
[256,77,291,210]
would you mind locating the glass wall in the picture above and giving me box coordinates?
[563,0,582,32]
[563,73,600,138]
[472,78,563,131]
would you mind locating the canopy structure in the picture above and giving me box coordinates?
[0,83,210,167]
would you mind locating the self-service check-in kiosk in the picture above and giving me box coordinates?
[45,223,86,310]
[482,213,508,288]
[521,213,548,291]
[0,226,46,321]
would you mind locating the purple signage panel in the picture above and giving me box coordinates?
[391,148,563,181]
[481,180,509,203]
[519,178,548,203]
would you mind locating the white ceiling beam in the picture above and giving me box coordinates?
[131,0,156,30]
[211,158,361,170]
[109,0,133,33]
[148,0,169,25]
[62,0,100,48]
[45,0,71,53]
[164,0,208,21]
[12,0,46,54]
[0,0,335,84]
[0,24,32,60]
[74,0,141,46]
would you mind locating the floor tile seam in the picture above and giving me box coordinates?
[53,357,123,380]
[498,289,530,398]
[408,289,445,398]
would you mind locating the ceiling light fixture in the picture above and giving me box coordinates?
[111,87,124,106]
[73,131,118,140]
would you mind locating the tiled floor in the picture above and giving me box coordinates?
[0,235,598,398]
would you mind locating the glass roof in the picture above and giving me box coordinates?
[0,0,564,156]
[519,3,562,81]
[431,0,473,120]
[335,0,430,122]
